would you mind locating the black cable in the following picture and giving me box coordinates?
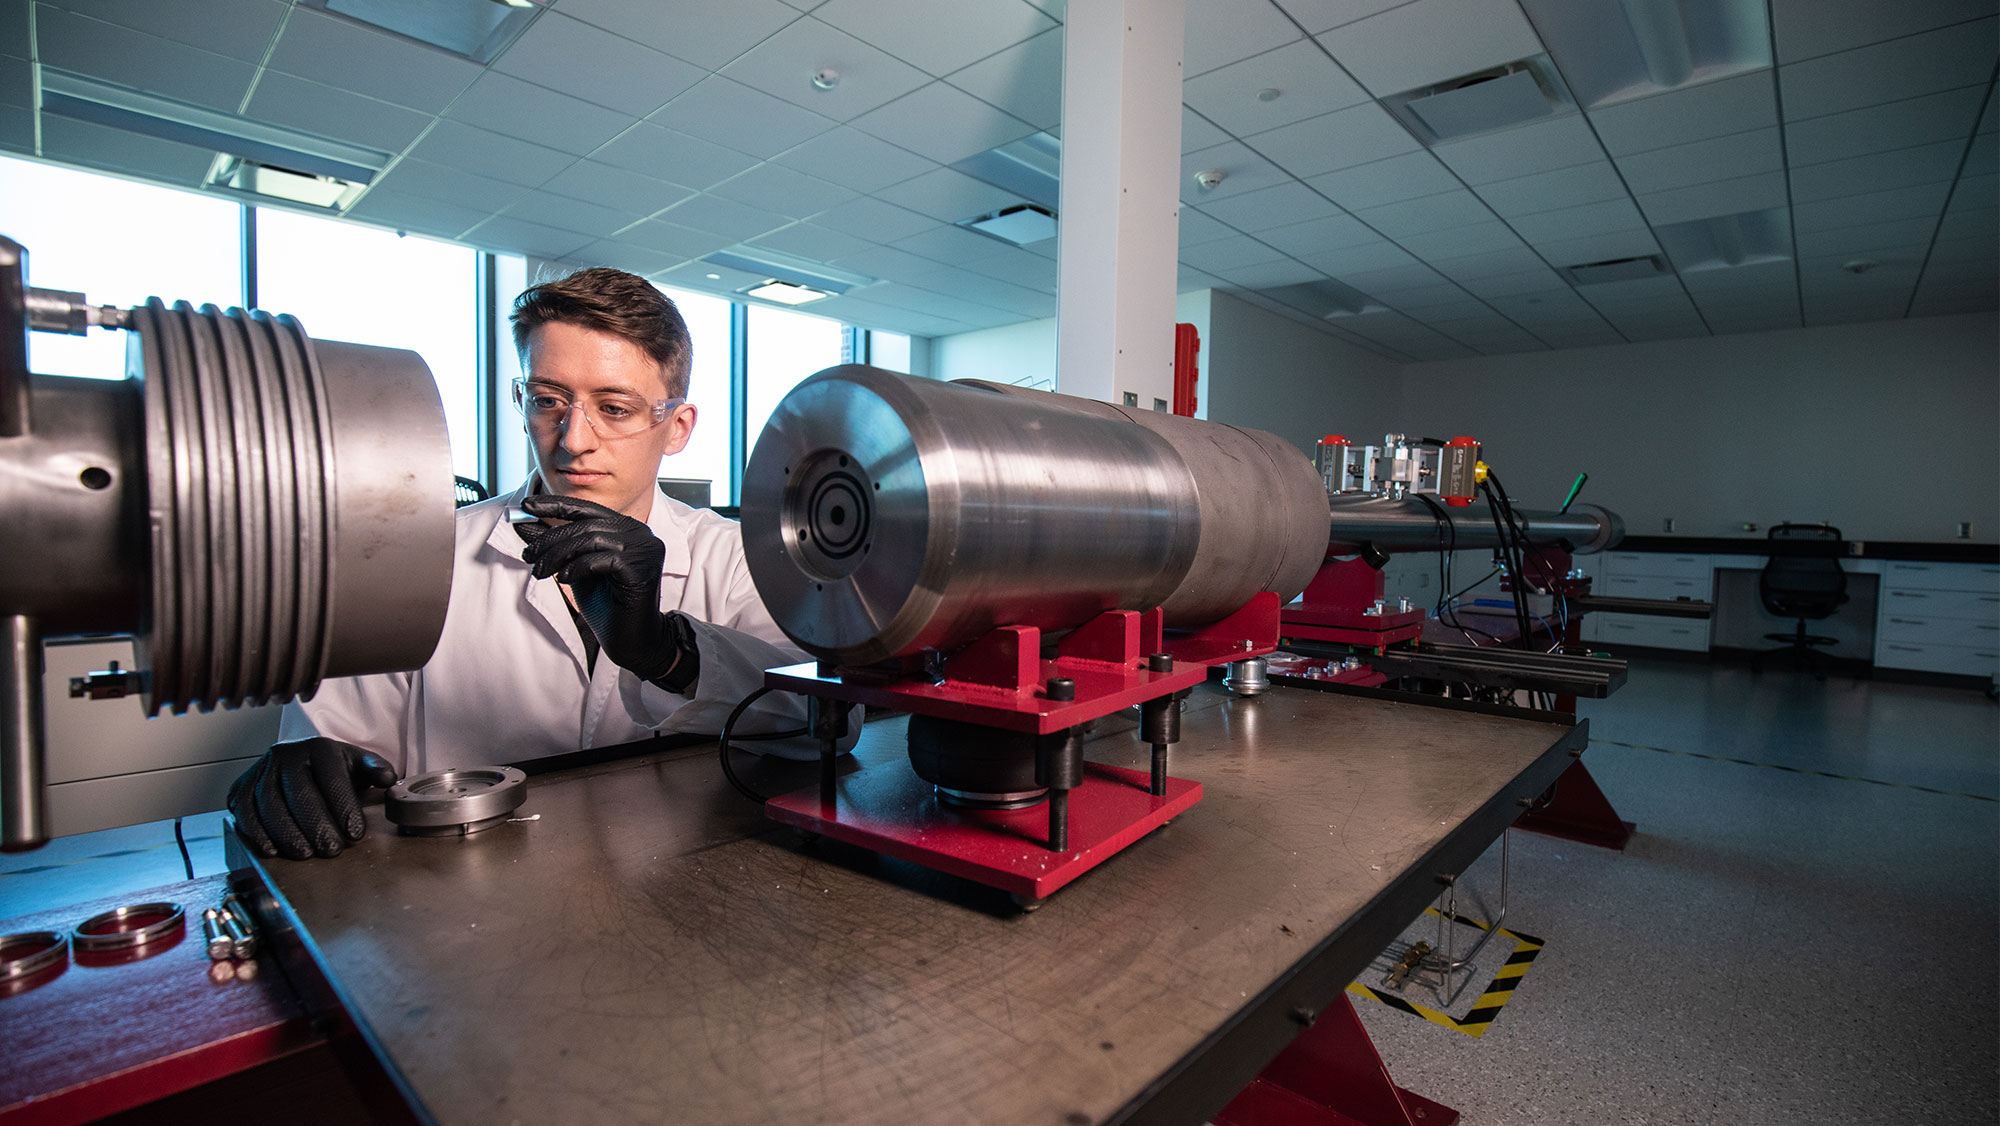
[1413,493,1455,622]
[173,817,193,881]
[718,687,798,805]
[1480,480,1534,650]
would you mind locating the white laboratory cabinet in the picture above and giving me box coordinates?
[1873,562,2000,679]
[1582,551,1714,652]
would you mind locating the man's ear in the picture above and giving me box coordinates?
[662,401,698,456]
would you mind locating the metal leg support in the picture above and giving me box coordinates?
[1141,654,1181,799]
[2,614,47,851]
[1036,728,1082,852]
[809,697,848,810]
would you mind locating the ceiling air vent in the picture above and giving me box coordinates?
[1259,279,1386,319]
[300,0,543,63]
[1384,57,1575,144]
[1652,209,1790,273]
[1560,255,1669,286]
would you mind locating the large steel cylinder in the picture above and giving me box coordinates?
[740,367,1330,666]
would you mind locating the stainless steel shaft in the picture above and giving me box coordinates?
[1326,495,1623,557]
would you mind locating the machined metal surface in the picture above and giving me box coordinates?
[0,930,66,982]
[240,683,1585,1126]
[1363,643,1630,698]
[1325,495,1623,556]
[71,901,185,952]
[740,367,1329,665]
[385,767,528,835]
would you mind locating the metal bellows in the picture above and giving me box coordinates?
[2,233,454,848]
[740,366,1331,666]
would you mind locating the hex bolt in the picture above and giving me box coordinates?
[1045,677,1076,701]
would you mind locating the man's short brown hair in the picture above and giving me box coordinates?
[510,267,693,398]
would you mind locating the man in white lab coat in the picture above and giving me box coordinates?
[229,267,828,860]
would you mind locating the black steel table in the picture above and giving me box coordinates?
[234,681,1585,1126]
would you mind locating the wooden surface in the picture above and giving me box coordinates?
[0,874,313,1124]
[246,682,1583,1126]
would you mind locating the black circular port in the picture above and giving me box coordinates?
[79,467,113,490]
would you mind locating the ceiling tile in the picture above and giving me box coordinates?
[873,165,1025,221]
[1215,259,1329,288]
[1352,189,1495,237]
[1183,107,1232,153]
[243,71,430,153]
[1372,282,1473,310]
[1472,160,1627,218]
[830,244,947,283]
[810,196,941,242]
[43,0,287,63]
[1182,141,1292,202]
[264,8,481,114]
[1317,0,1546,96]
[0,54,25,108]
[494,13,703,117]
[1791,181,1954,232]
[1196,181,1342,232]
[1615,128,1783,195]
[1432,114,1604,184]
[498,190,640,238]
[461,215,595,259]
[1398,220,1525,260]
[722,15,932,122]
[1789,139,1966,203]
[445,71,635,157]
[541,161,693,216]
[1184,40,1371,136]
[1306,150,1460,209]
[1784,86,1988,167]
[1637,170,1788,224]
[747,220,878,262]
[1964,130,1999,177]
[37,8,253,112]
[1947,172,1997,214]
[771,126,936,193]
[1179,208,1241,247]
[1427,245,1551,279]
[1676,258,1797,292]
[1529,227,1660,264]
[708,162,858,218]
[655,259,767,292]
[1256,211,1380,254]
[1459,270,1569,299]
[1588,72,1777,157]
[1182,236,1290,273]
[407,120,575,188]
[811,0,1057,77]
[345,188,487,240]
[558,0,803,71]
[375,157,528,213]
[651,76,838,159]
[946,28,1063,130]
[849,80,1037,164]
[960,246,1058,290]
[1245,102,1423,179]
[894,223,1015,263]
[1184,0,1305,77]
[589,122,759,190]
[1770,0,1996,65]
[38,113,215,185]
[1935,205,1997,244]
[566,239,685,276]
[1271,0,1408,36]
[1795,217,1942,260]
[1300,240,1420,275]
[1338,263,1447,291]
[1779,18,1998,122]
[654,192,793,241]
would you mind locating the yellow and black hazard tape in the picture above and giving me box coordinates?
[1347,909,1544,1039]
[1589,738,1997,803]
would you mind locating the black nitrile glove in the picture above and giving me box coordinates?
[518,494,700,692]
[227,738,399,860]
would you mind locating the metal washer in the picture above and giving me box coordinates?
[386,767,528,837]
[72,902,185,952]
[0,931,67,982]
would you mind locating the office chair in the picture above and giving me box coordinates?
[1755,523,1848,680]
[453,476,490,508]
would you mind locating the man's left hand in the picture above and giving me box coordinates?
[519,494,697,689]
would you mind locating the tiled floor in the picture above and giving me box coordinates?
[1354,658,1999,1125]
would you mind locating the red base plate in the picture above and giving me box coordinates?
[765,762,1202,901]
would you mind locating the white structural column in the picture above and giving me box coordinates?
[1054,0,1185,407]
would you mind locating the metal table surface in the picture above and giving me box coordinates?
[238,681,1585,1126]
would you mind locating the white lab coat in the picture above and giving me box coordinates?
[280,480,844,775]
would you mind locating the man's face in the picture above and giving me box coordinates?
[522,321,697,520]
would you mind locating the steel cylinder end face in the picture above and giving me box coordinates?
[385,766,528,834]
[785,447,874,582]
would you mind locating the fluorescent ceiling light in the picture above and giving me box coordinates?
[702,248,869,295]
[952,133,1061,211]
[1518,0,1769,108]
[962,204,1056,247]
[1560,256,1669,286]
[1653,209,1790,273]
[746,280,831,305]
[40,69,388,184]
[1383,58,1575,145]
[301,0,541,63]
[210,157,366,209]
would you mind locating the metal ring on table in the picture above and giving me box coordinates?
[72,902,186,952]
[386,767,528,836]
[0,931,68,982]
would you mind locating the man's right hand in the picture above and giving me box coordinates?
[227,738,399,860]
